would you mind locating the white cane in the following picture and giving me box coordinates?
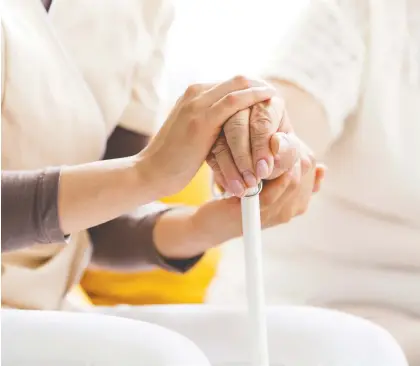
[211,177,269,366]
[242,181,269,366]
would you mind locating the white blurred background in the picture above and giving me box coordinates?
[163,0,309,105]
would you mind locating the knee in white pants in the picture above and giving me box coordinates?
[96,305,408,366]
[1,309,210,366]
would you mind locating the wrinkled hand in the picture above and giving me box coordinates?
[139,76,276,197]
[206,93,293,194]
[206,82,325,195]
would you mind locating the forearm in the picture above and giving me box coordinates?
[154,206,205,259]
[58,156,161,235]
[90,197,236,268]
[269,78,333,158]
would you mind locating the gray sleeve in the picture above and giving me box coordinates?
[1,168,203,272]
[1,168,67,252]
[88,208,204,274]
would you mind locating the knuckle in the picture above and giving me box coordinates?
[185,110,204,137]
[224,93,238,107]
[185,84,202,98]
[212,137,229,156]
[206,155,219,171]
[250,119,272,140]
[252,101,270,117]
[250,107,273,137]
[187,117,201,137]
[224,116,247,134]
[233,75,250,89]
[255,97,285,131]
[186,99,201,114]
[233,155,250,172]
[252,146,269,161]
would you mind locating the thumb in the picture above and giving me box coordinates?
[270,132,299,174]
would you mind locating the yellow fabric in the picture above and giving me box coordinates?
[67,285,93,306]
[81,165,221,305]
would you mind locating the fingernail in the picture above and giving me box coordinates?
[256,159,269,179]
[243,171,257,188]
[276,134,291,153]
[229,180,245,197]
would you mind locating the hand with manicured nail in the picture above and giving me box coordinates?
[207,85,326,196]
[140,76,276,197]
[206,92,293,197]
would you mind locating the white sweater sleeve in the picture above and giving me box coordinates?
[118,0,174,136]
[1,21,5,106]
[264,0,366,139]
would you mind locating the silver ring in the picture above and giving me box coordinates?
[211,174,263,198]
[244,181,263,197]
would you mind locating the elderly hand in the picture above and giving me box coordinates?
[139,76,276,197]
[206,96,291,193]
[206,83,325,196]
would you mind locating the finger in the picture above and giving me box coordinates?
[206,153,228,193]
[268,132,299,179]
[200,76,269,106]
[276,108,294,134]
[182,83,216,101]
[212,135,246,197]
[278,133,315,176]
[262,165,302,221]
[261,158,301,209]
[259,172,292,210]
[312,164,327,193]
[223,109,257,188]
[249,97,285,180]
[208,86,276,130]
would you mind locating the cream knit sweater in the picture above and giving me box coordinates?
[210,0,420,362]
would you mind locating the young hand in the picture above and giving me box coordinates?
[139,76,276,197]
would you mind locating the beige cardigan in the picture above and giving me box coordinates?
[1,0,173,310]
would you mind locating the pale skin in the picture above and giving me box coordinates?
[206,78,330,221]
[58,76,312,260]
[58,76,276,234]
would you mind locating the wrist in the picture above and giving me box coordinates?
[153,207,212,259]
[132,154,168,201]
[190,199,241,248]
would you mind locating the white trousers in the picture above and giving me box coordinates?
[1,309,210,366]
[95,305,409,366]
